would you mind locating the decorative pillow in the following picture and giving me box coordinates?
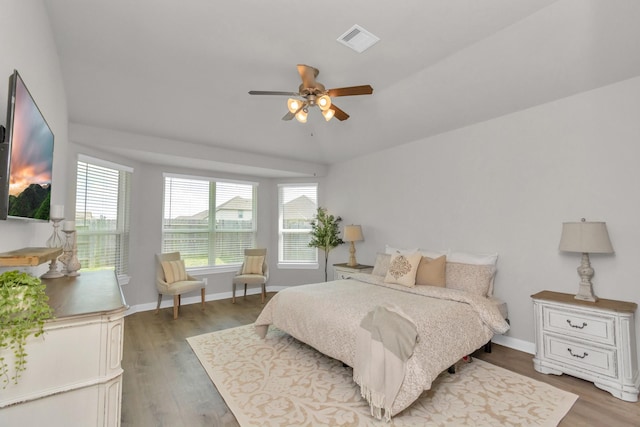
[445,262,496,297]
[415,255,447,287]
[447,251,498,266]
[242,255,264,275]
[371,253,391,276]
[161,260,188,284]
[384,252,422,287]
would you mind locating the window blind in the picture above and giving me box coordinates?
[75,157,132,280]
[163,175,257,268]
[278,184,318,263]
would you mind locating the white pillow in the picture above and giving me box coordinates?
[384,251,422,287]
[447,250,498,266]
[385,244,419,255]
[419,249,448,259]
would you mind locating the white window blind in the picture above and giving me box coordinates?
[75,156,132,281]
[163,175,257,268]
[278,184,318,264]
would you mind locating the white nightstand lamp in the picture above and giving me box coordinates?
[559,218,614,302]
[343,225,364,267]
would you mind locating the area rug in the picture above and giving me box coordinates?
[187,324,577,427]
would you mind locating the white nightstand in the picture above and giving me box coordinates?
[531,291,639,402]
[333,263,373,280]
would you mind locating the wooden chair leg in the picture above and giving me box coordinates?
[232,283,236,303]
[261,283,265,304]
[155,294,162,314]
[173,295,179,320]
[244,283,247,298]
[201,288,205,310]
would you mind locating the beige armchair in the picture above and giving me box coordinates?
[232,248,268,304]
[155,252,206,319]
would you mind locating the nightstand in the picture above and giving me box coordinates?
[531,291,639,402]
[333,263,373,280]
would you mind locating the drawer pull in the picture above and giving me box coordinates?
[567,348,588,359]
[566,319,587,329]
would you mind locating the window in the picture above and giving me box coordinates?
[278,184,318,266]
[75,155,132,282]
[163,174,257,268]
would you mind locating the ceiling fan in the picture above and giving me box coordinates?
[248,64,373,122]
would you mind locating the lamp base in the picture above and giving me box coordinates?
[574,252,598,302]
[347,241,358,267]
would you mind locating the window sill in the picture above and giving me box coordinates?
[187,265,240,275]
[277,263,319,270]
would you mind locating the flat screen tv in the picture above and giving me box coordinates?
[0,70,54,221]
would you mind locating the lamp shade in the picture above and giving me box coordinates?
[343,225,364,242]
[559,221,613,253]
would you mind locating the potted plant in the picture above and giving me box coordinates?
[0,270,53,388]
[309,207,345,281]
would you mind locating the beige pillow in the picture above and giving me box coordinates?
[371,253,391,276]
[242,255,264,275]
[161,260,188,284]
[384,252,422,287]
[445,262,496,296]
[415,255,446,287]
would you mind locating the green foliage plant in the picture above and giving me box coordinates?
[308,207,344,281]
[0,270,53,388]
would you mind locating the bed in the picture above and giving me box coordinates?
[254,249,510,418]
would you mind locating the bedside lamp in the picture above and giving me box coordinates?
[559,219,614,302]
[343,225,364,267]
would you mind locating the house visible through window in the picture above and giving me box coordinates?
[162,174,257,268]
[278,183,318,266]
[75,155,132,283]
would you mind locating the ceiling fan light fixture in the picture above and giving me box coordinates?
[287,98,301,114]
[317,95,332,111]
[295,108,308,123]
[322,108,335,121]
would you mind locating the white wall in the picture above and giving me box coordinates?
[0,0,68,269]
[326,75,640,352]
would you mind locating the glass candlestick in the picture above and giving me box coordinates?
[65,230,81,277]
[41,217,65,279]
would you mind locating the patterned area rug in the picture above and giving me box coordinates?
[187,324,577,427]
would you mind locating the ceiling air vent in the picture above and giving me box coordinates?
[337,24,380,53]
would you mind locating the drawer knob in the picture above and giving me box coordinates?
[566,319,587,329]
[567,348,589,359]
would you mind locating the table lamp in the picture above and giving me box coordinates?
[559,218,613,302]
[343,225,364,267]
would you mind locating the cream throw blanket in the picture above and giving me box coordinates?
[353,304,418,422]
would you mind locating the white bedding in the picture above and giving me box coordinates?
[255,273,510,415]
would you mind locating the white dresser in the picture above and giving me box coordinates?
[532,291,639,402]
[0,271,127,426]
[333,263,373,280]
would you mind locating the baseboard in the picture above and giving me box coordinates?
[492,334,536,355]
[125,285,288,316]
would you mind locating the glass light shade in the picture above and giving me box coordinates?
[317,95,332,111]
[287,98,301,114]
[322,109,335,121]
[295,109,308,123]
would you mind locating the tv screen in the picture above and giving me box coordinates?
[0,70,54,221]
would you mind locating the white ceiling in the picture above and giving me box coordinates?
[43,0,640,175]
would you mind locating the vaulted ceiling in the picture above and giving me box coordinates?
[43,0,640,174]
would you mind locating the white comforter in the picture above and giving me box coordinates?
[255,273,510,415]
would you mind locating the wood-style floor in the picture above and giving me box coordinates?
[122,293,640,426]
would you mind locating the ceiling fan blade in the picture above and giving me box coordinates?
[249,90,299,96]
[297,64,319,89]
[330,104,350,121]
[282,111,295,121]
[327,85,374,97]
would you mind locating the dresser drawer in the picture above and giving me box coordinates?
[543,334,617,378]
[543,306,615,345]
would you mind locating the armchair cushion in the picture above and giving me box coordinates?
[161,259,188,284]
[242,255,264,275]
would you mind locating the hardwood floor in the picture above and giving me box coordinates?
[122,293,640,426]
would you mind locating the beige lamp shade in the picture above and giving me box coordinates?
[559,221,613,254]
[343,225,364,242]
